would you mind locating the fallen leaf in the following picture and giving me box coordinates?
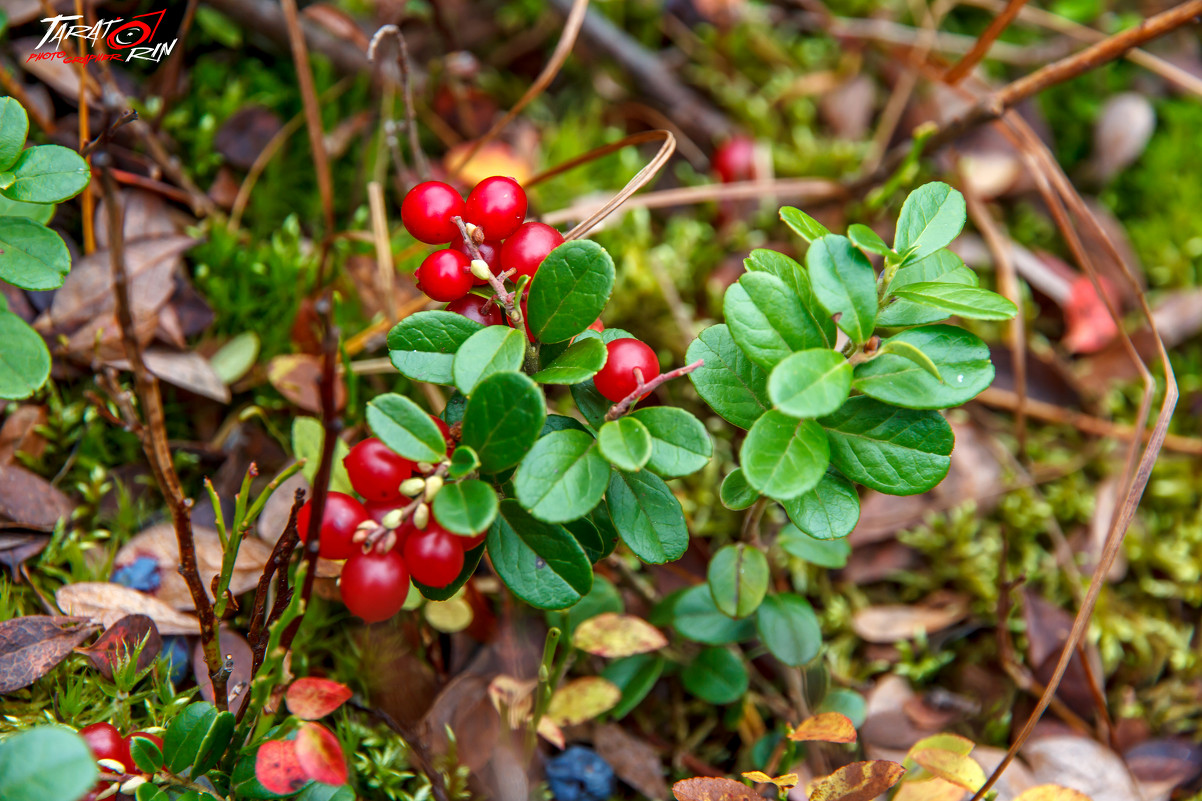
[1062,275,1121,354]
[807,761,907,801]
[105,348,230,403]
[0,464,75,528]
[0,528,51,572]
[294,722,348,785]
[1012,786,1093,801]
[193,629,254,708]
[75,614,161,680]
[286,677,353,720]
[546,677,622,727]
[214,106,284,170]
[423,594,474,633]
[1024,590,1103,718]
[256,739,308,795]
[1124,738,1202,800]
[210,332,261,385]
[256,469,308,544]
[789,711,858,744]
[573,612,668,658]
[488,675,536,727]
[420,672,500,773]
[0,615,98,693]
[56,582,200,635]
[672,776,766,801]
[267,354,347,413]
[911,749,986,791]
[1022,736,1139,801]
[892,777,969,801]
[595,723,669,800]
[0,405,47,465]
[1088,93,1155,182]
[819,75,876,139]
[741,771,798,792]
[94,190,181,249]
[851,597,968,644]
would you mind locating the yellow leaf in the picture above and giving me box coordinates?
[487,675,536,728]
[893,777,969,801]
[788,711,858,744]
[546,677,621,726]
[537,716,566,749]
[742,771,798,792]
[808,761,906,801]
[573,612,668,658]
[422,595,473,633]
[911,749,986,792]
[1013,786,1093,801]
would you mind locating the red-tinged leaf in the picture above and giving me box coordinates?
[572,613,668,658]
[256,739,309,795]
[0,615,98,693]
[1062,275,1120,354]
[295,722,348,785]
[75,614,161,680]
[807,761,906,801]
[673,777,767,801]
[287,677,353,720]
[788,712,858,744]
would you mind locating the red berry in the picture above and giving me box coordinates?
[340,549,410,622]
[464,176,527,240]
[404,524,464,588]
[297,492,370,561]
[80,722,131,772]
[452,238,502,285]
[431,415,454,456]
[344,437,414,503]
[712,135,757,183]
[593,338,660,402]
[446,294,505,326]
[499,222,563,281]
[401,181,465,244]
[364,500,402,524]
[458,531,487,550]
[126,732,164,770]
[417,249,473,302]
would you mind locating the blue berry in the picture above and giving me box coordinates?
[545,746,614,801]
[111,556,162,593]
[160,636,190,685]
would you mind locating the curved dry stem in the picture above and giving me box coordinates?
[560,130,677,241]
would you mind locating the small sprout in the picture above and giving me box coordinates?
[417,462,435,473]
[97,759,126,774]
[119,777,147,794]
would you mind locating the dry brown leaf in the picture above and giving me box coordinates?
[257,470,309,544]
[0,615,98,693]
[94,190,181,249]
[0,464,75,528]
[807,761,907,801]
[0,529,52,572]
[105,348,231,403]
[76,614,161,680]
[789,711,858,744]
[267,354,347,413]
[56,582,200,635]
[1022,736,1139,801]
[851,596,968,644]
[0,405,48,465]
[420,673,500,773]
[595,723,669,800]
[214,106,284,170]
[672,777,766,801]
[819,75,877,139]
[1088,93,1155,182]
[1124,738,1202,801]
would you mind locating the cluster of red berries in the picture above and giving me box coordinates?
[78,722,162,798]
[296,421,478,624]
[402,176,565,316]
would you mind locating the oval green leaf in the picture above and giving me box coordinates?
[719,468,759,510]
[366,393,447,463]
[889,282,1018,321]
[452,324,526,395]
[487,500,593,609]
[879,248,976,327]
[627,406,712,479]
[606,469,688,564]
[725,271,827,369]
[780,470,860,540]
[387,311,484,385]
[806,234,877,345]
[0,727,98,801]
[779,206,830,242]
[4,144,90,203]
[853,325,995,409]
[513,429,610,523]
[598,417,652,472]
[756,593,821,667]
[743,249,835,348]
[431,479,498,535]
[767,349,852,419]
[741,410,830,500]
[461,371,546,473]
[848,223,894,257]
[778,524,851,568]
[601,654,664,719]
[0,311,50,400]
[707,544,770,619]
[685,324,770,429]
[672,585,757,644]
[532,335,606,384]
[0,97,30,171]
[894,181,967,260]
[527,240,615,343]
[820,396,954,495]
[682,647,749,705]
[0,217,70,290]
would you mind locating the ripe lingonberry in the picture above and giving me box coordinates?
[340,549,410,622]
[712,135,757,183]
[499,221,563,280]
[464,176,527,240]
[452,238,502,285]
[593,338,660,402]
[416,249,473,302]
[297,492,369,561]
[431,415,454,455]
[458,531,487,550]
[404,524,464,588]
[401,181,465,244]
[344,437,414,502]
[446,294,505,326]
[80,722,132,772]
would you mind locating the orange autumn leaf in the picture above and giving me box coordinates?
[255,739,308,796]
[742,771,799,792]
[787,711,857,744]
[286,677,353,720]
[673,776,768,801]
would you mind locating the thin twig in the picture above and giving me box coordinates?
[451,216,518,319]
[604,359,704,421]
[368,25,428,181]
[944,0,1030,83]
[280,0,335,233]
[246,488,304,683]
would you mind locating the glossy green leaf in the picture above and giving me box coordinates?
[627,406,712,478]
[707,544,770,619]
[756,593,821,666]
[743,249,835,348]
[820,396,954,495]
[780,470,860,540]
[451,324,526,395]
[890,282,1018,321]
[0,311,49,400]
[778,524,851,568]
[487,500,593,609]
[366,393,447,463]
[163,701,235,775]
[0,216,67,291]
[741,410,829,500]
[0,727,97,801]
[672,585,757,644]
[685,324,771,429]
[853,325,994,409]
[513,429,610,523]
[569,378,610,430]
[0,194,54,223]
[532,335,606,384]
[894,182,967,259]
[767,349,852,419]
[432,479,497,535]
[297,784,356,801]
[601,654,663,719]
[606,469,688,564]
[527,240,615,343]
[566,517,606,562]
[719,468,759,510]
[848,223,894,257]
[3,144,90,203]
[136,783,171,801]
[461,371,546,473]
[725,271,827,369]
[210,331,260,385]
[876,338,943,382]
[682,647,748,704]
[387,311,483,385]
[806,234,877,344]
[0,97,29,171]
[129,735,164,775]
[779,206,830,242]
[447,445,480,478]
[878,249,977,326]
[598,417,652,472]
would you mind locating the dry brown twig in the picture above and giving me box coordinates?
[280,0,335,233]
[943,0,1031,83]
[368,25,429,182]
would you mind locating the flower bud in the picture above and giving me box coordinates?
[120,777,147,795]
[417,462,435,473]
[470,259,493,282]
[400,477,426,496]
[424,475,444,502]
[98,759,126,774]
[413,503,430,529]
[381,508,405,530]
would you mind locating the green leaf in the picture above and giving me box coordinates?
[451,324,526,395]
[297,784,356,801]
[414,543,484,601]
[778,524,851,568]
[756,594,821,667]
[210,331,260,385]
[743,249,835,348]
[291,417,353,494]
[878,249,976,327]
[719,468,759,510]
[741,410,829,500]
[725,271,828,369]
[487,500,593,609]
[432,479,497,535]
[627,406,712,479]
[806,234,877,344]
[532,336,606,384]
[527,240,615,343]
[682,647,749,704]
[767,349,852,419]
[0,311,49,400]
[0,97,29,171]
[853,325,995,409]
[779,206,830,242]
[780,470,860,540]
[3,144,90,203]
[136,783,171,801]
[875,338,943,382]
[366,393,447,463]
[848,223,895,257]
[820,396,954,495]
[606,469,688,564]
[685,324,771,429]
[672,585,757,644]
[566,517,606,562]
[447,445,480,478]
[461,372,546,473]
[0,194,54,223]
[818,688,867,728]
[601,654,663,719]
[387,311,484,385]
[163,701,235,775]
[894,182,967,259]
[598,417,652,472]
[890,282,1018,321]
[513,429,610,523]
[0,727,97,801]
[707,544,769,619]
[569,378,610,429]
[129,735,164,775]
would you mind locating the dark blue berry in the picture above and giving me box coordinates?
[111,555,162,593]
[160,636,190,685]
[545,745,614,801]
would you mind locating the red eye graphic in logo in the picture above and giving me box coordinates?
[106,9,165,50]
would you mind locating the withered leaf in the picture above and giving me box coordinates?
[0,615,98,693]
[672,777,766,801]
[0,528,51,573]
[807,761,907,801]
[105,349,231,403]
[76,614,162,680]
[267,354,347,413]
[0,465,75,529]
[789,711,858,744]
[850,596,969,644]
[595,724,669,801]
[0,404,48,465]
[56,582,200,635]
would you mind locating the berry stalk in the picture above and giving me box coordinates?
[451,215,519,321]
[604,358,705,421]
